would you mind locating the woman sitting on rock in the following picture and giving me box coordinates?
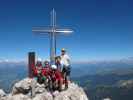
[42,60,52,88]
[50,65,63,92]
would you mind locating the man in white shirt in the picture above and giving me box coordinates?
[60,48,71,89]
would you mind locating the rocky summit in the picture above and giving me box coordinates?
[0,78,89,100]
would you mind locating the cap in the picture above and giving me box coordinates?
[61,48,66,52]
[51,65,57,70]
[44,60,49,65]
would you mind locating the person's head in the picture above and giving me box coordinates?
[61,48,66,55]
[51,65,57,71]
[44,60,50,67]
[36,62,42,67]
[36,58,42,67]
[55,56,61,62]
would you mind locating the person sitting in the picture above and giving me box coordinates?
[50,65,63,92]
[35,59,44,84]
[42,60,52,87]
[33,59,41,76]
[42,60,51,77]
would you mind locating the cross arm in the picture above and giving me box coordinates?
[32,26,53,34]
[55,28,73,34]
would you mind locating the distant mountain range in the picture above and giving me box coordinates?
[72,57,133,77]
[0,57,133,77]
[74,71,133,100]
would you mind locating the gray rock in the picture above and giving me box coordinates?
[33,92,53,100]
[118,79,133,88]
[0,89,6,97]
[0,89,6,100]
[11,78,33,95]
[1,78,89,100]
[6,94,31,100]
[102,98,111,100]
[54,83,88,100]
[35,83,47,94]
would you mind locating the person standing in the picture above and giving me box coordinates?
[60,48,71,89]
[55,56,62,71]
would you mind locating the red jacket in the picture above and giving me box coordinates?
[51,70,63,81]
[33,64,43,76]
[42,66,52,78]
[33,67,38,76]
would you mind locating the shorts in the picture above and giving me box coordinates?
[62,66,71,76]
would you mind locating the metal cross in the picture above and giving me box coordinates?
[32,9,74,65]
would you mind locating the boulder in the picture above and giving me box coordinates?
[11,78,47,96]
[11,78,33,95]
[0,89,6,100]
[0,89,6,97]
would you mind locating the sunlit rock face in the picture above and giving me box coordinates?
[0,89,6,100]
[102,98,111,100]
[0,78,89,100]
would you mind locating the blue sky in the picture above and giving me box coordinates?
[0,0,133,62]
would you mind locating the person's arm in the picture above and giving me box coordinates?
[66,55,71,65]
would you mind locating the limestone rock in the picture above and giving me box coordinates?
[6,94,30,100]
[0,78,89,100]
[0,89,6,97]
[54,83,88,100]
[0,89,6,100]
[33,92,53,100]
[11,78,33,95]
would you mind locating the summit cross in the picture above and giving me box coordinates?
[32,9,74,64]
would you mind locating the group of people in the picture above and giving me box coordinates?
[32,48,71,92]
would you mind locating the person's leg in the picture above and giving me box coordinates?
[37,74,42,84]
[67,66,71,82]
[61,67,65,84]
[58,79,63,92]
[65,76,68,89]
[62,66,69,89]
[43,77,48,87]
[52,80,57,91]
[64,70,68,89]
[48,79,53,92]
[64,66,71,89]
